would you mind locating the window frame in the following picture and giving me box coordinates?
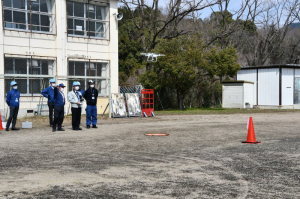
[4,55,56,96]
[2,0,56,34]
[66,0,110,40]
[67,59,110,96]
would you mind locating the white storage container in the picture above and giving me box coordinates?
[22,121,32,129]
[2,122,11,128]
[222,81,255,108]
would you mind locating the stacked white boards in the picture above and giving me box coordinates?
[110,93,142,118]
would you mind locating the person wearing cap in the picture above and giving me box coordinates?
[52,83,66,132]
[41,79,56,127]
[5,81,21,131]
[83,80,99,128]
[68,81,84,131]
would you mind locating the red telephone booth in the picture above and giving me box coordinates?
[141,89,154,117]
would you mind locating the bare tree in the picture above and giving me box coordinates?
[200,0,262,48]
[120,0,300,67]
[120,0,221,51]
[202,0,300,65]
[240,0,300,65]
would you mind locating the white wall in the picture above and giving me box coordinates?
[282,68,294,105]
[237,70,257,105]
[243,83,255,108]
[258,68,280,106]
[222,84,244,108]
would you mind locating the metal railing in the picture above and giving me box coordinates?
[120,85,144,96]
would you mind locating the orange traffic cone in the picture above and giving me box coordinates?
[0,113,4,130]
[242,117,260,144]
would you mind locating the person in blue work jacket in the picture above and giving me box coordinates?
[83,80,99,128]
[52,83,66,132]
[41,79,56,127]
[6,81,20,131]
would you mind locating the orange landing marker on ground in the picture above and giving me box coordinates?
[145,133,169,136]
[242,117,260,144]
[0,113,4,130]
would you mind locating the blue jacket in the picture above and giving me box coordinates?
[6,89,20,107]
[53,87,65,106]
[41,86,55,103]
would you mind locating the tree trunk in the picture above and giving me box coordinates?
[177,90,184,110]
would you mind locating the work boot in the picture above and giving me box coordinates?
[52,128,56,132]
[87,125,90,129]
[5,128,9,131]
[57,128,65,131]
[11,128,20,131]
[92,125,98,128]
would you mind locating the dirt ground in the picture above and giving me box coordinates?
[0,112,299,199]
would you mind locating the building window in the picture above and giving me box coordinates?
[68,79,108,96]
[4,57,55,95]
[3,0,55,33]
[5,78,28,94]
[67,1,109,38]
[68,61,109,96]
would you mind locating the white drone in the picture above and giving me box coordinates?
[140,53,165,62]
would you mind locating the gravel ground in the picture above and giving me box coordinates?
[0,112,299,199]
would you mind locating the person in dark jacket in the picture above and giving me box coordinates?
[41,78,56,127]
[52,83,66,132]
[83,80,99,128]
[6,81,20,131]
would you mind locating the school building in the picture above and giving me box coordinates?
[0,0,119,116]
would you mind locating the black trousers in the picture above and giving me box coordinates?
[6,106,19,129]
[48,102,55,126]
[53,105,64,129]
[71,107,82,130]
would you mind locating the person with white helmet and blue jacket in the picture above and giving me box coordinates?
[41,78,56,127]
[52,83,66,132]
[68,81,84,131]
[6,81,20,131]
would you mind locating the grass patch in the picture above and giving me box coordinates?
[155,108,300,115]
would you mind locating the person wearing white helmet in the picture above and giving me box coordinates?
[68,81,84,131]
[6,81,20,131]
[41,78,56,127]
[83,80,99,128]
